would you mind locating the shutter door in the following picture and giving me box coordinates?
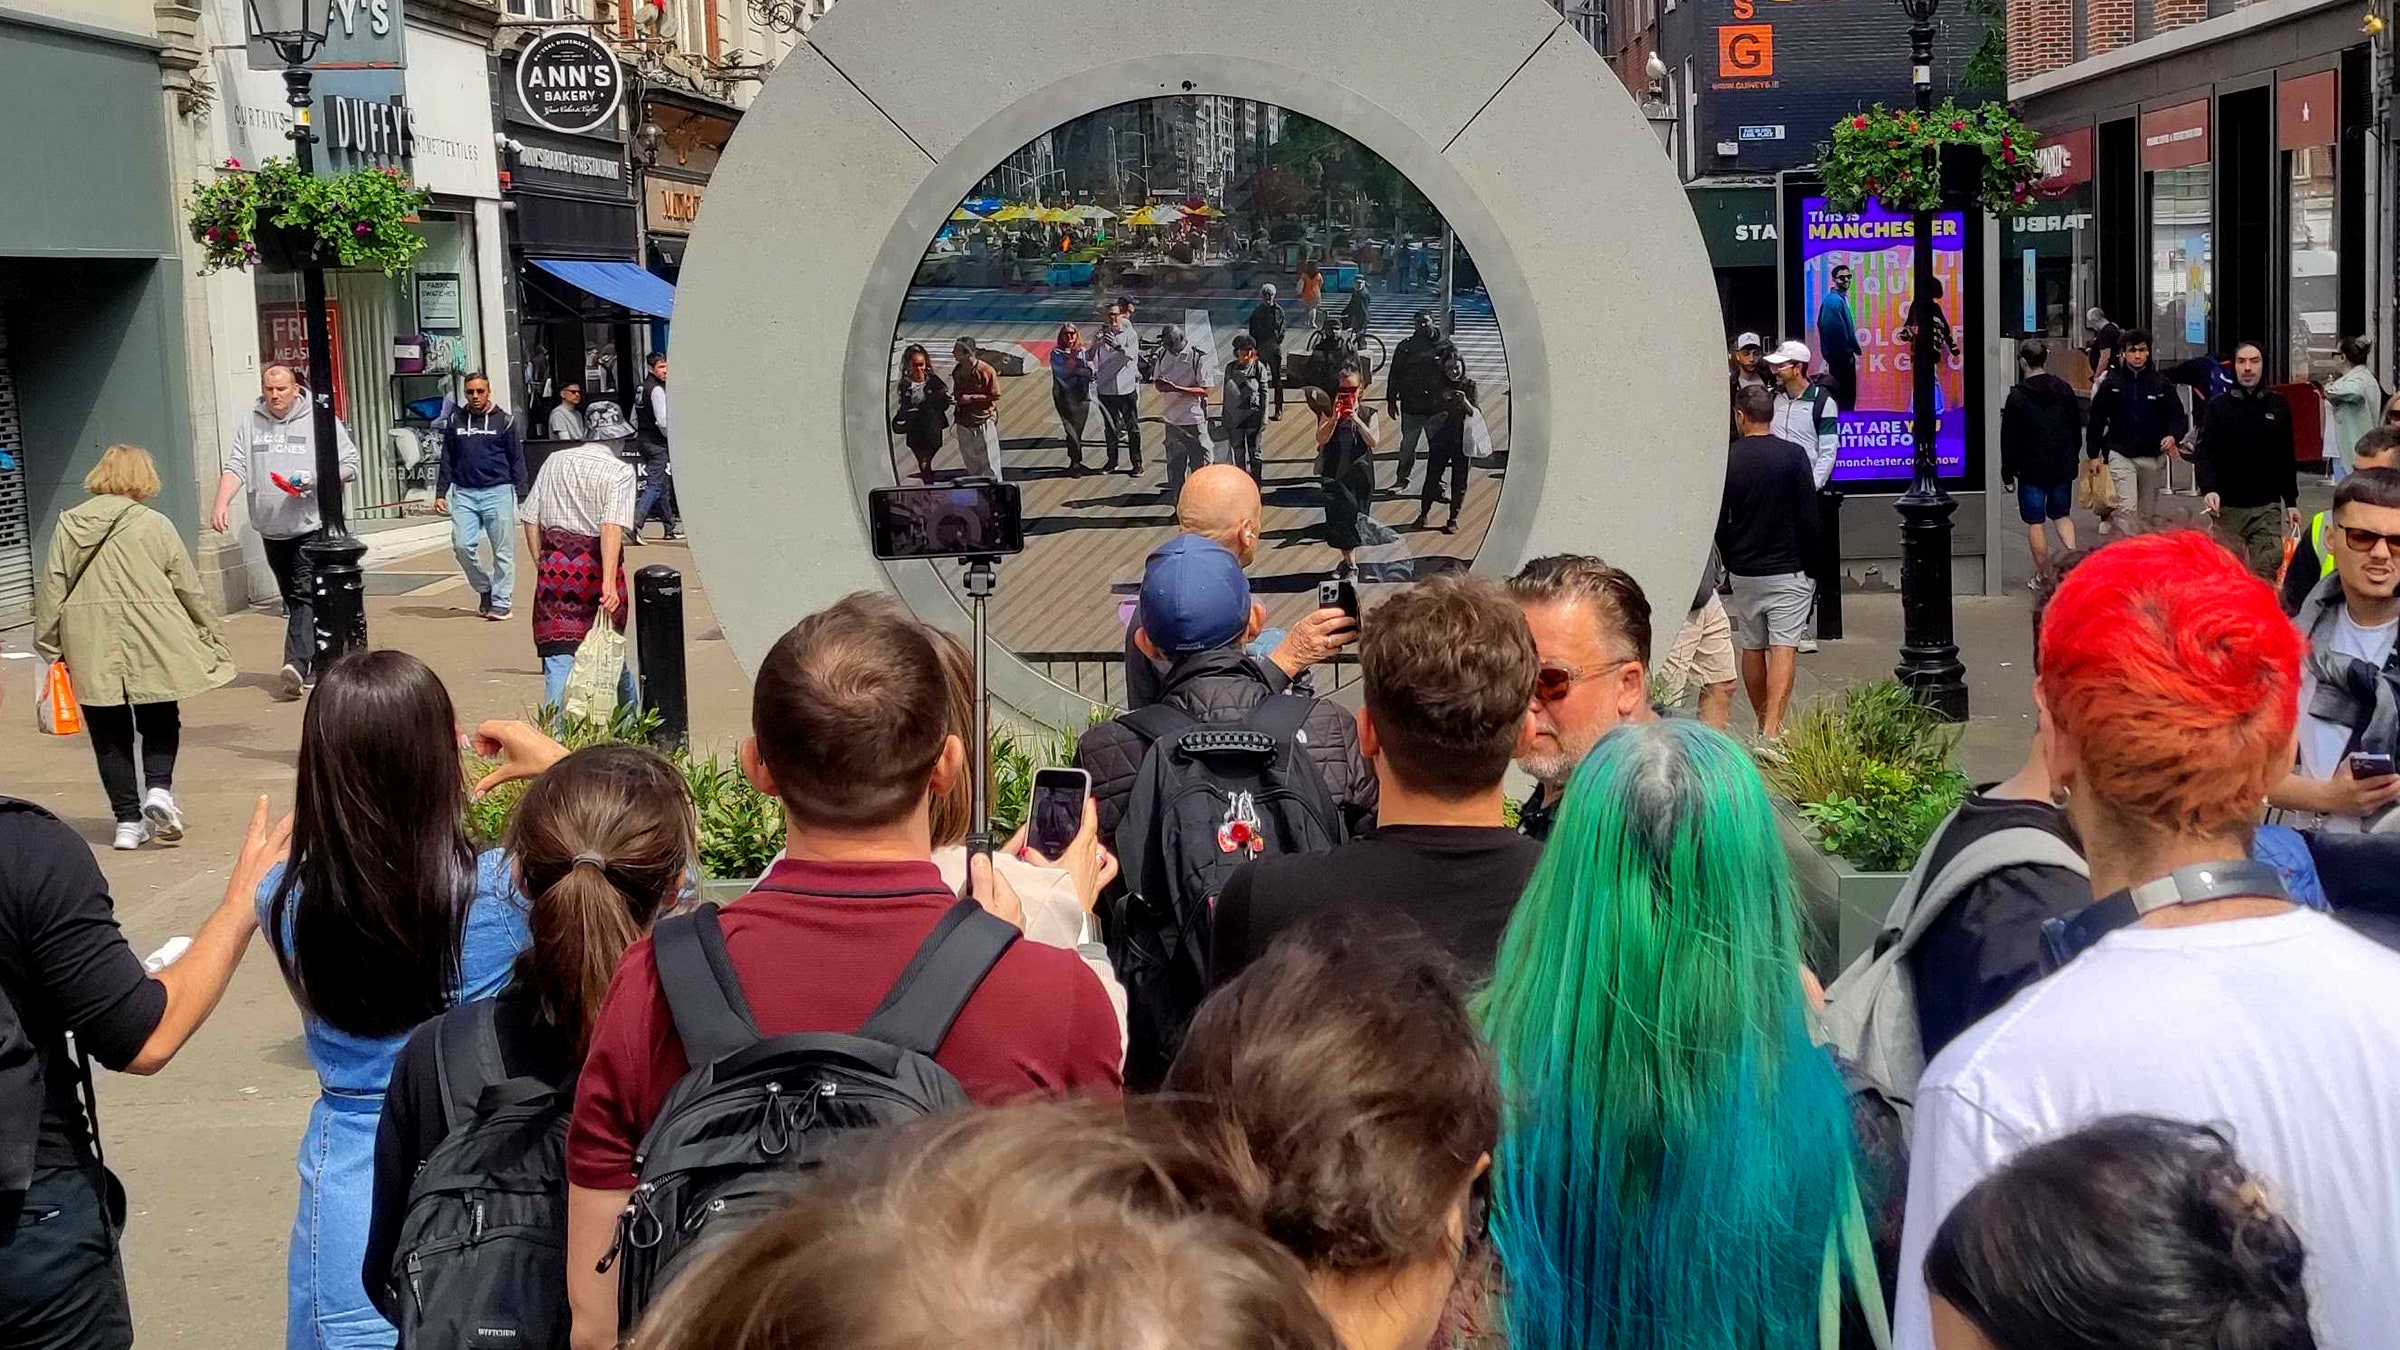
[0,310,30,630]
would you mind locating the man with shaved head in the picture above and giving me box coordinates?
[1122,464,1358,708]
[211,363,360,698]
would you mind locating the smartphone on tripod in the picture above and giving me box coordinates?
[867,481,1025,561]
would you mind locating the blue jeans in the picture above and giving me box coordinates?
[542,653,639,710]
[448,485,516,607]
[286,1091,392,1349]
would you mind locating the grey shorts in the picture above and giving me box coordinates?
[1727,572,1814,650]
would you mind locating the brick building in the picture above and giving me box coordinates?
[2005,0,2377,389]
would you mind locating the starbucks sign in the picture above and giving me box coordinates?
[515,30,623,136]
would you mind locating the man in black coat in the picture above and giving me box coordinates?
[2000,338,2084,572]
[2194,341,2300,579]
[1245,284,1287,420]
[2084,328,2188,536]
[1385,311,1450,493]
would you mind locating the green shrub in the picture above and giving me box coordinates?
[1760,680,1965,872]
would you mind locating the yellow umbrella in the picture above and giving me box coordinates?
[1126,204,1184,226]
[948,205,986,222]
[1185,203,1224,218]
[1034,206,1080,224]
[987,203,1035,222]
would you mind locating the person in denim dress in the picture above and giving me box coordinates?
[256,652,531,1349]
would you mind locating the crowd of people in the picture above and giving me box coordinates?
[13,479,2400,1348]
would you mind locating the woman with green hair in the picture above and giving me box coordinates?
[1477,719,1890,1350]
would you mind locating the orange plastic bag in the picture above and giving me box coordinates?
[2275,533,2299,590]
[36,659,81,736]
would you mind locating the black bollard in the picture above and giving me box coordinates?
[634,565,688,751]
[1813,488,1845,642]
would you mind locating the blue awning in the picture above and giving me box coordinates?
[529,258,675,319]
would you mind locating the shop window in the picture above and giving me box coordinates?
[2287,144,2339,381]
[2148,165,2211,363]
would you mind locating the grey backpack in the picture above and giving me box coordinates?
[1820,813,2087,1123]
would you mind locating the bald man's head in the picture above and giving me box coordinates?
[1176,465,1263,567]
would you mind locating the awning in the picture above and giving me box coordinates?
[529,258,675,319]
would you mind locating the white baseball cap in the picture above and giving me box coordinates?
[1735,331,1763,350]
[1769,339,1813,367]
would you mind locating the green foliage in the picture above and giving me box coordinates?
[1819,100,2044,215]
[1960,0,2008,100]
[188,156,432,275]
[1760,680,1966,872]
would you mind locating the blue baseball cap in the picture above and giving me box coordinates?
[1139,535,1251,656]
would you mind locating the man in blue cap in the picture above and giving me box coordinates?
[1078,535,1373,842]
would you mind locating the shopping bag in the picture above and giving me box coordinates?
[2075,457,2117,516]
[35,660,82,736]
[560,621,627,724]
[1463,406,1494,462]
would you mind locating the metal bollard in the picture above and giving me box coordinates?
[1813,489,1845,642]
[634,565,689,751]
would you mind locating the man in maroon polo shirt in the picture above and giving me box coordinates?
[563,593,1122,1347]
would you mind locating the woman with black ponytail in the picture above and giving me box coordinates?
[1925,1115,2317,1350]
[361,738,695,1322]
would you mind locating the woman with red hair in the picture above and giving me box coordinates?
[1891,530,2400,1350]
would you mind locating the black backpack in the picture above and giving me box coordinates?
[385,998,572,1350]
[1108,696,1345,1088]
[602,895,1018,1332]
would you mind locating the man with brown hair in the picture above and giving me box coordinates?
[564,592,1121,1347]
[1209,575,1541,986]
[1505,553,1657,841]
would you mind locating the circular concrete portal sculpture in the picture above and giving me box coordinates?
[674,0,1724,724]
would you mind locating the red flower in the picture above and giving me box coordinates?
[1852,115,1870,129]
[225,156,242,169]
[2000,134,2014,148]
[1949,119,1966,131]
[2003,146,2017,165]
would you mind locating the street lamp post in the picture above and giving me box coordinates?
[249,0,369,672]
[1892,0,1968,719]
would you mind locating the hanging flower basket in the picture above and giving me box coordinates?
[1819,101,2045,215]
[188,157,432,275]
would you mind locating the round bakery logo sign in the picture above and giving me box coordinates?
[516,30,623,136]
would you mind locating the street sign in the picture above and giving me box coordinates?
[1738,124,1784,141]
[515,30,624,137]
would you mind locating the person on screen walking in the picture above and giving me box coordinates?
[1152,324,1214,499]
[951,336,1004,482]
[1092,301,1144,475]
[1051,323,1097,474]
[1247,283,1288,420]
[1817,263,1862,413]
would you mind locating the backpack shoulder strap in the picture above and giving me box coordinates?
[1242,692,1317,746]
[1876,823,2088,965]
[433,998,508,1135]
[651,906,761,1068]
[858,897,1021,1055]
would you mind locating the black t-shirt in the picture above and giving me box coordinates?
[2085,323,2121,376]
[1209,825,1543,988]
[1905,791,2090,1062]
[363,976,577,1316]
[0,802,167,1170]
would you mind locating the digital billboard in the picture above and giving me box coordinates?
[1799,196,1968,483]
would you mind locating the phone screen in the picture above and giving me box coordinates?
[1028,768,1090,859]
[867,483,1026,561]
[2350,752,2398,780]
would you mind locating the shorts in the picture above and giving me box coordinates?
[1657,595,1738,700]
[1727,572,1814,651]
[2016,478,2074,524]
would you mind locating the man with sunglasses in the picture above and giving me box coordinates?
[2271,467,2400,831]
[2283,427,2400,614]
[1505,554,1657,842]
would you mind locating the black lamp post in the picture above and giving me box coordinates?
[1892,0,1968,719]
[248,0,369,672]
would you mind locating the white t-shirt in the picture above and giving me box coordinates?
[1893,910,2400,1350]
[1153,346,1213,427]
[2297,606,2399,832]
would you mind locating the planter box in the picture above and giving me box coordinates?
[252,214,331,272]
[1773,798,1905,975]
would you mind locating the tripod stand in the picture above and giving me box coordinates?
[961,555,999,858]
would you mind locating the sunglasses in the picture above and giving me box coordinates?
[2342,526,2400,555]
[1534,659,1632,703]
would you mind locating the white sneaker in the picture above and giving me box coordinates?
[279,663,307,700]
[1798,638,1820,654]
[112,821,151,851]
[142,788,184,843]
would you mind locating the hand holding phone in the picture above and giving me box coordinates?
[1027,767,1092,859]
[2348,751,2397,781]
[1318,576,1360,624]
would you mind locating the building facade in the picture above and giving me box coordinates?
[2006,0,2374,387]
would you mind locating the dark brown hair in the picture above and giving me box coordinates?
[267,650,473,1038]
[751,592,950,831]
[1506,553,1655,667]
[508,744,695,1057]
[634,1101,1337,1350]
[1161,923,1500,1277]
[1359,575,1537,797]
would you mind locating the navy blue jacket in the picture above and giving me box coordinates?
[437,407,525,496]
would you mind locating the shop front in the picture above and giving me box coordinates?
[633,87,736,354]
[1685,181,1779,343]
[0,9,196,627]
[1999,127,2096,371]
[504,38,662,440]
[2013,4,2371,386]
